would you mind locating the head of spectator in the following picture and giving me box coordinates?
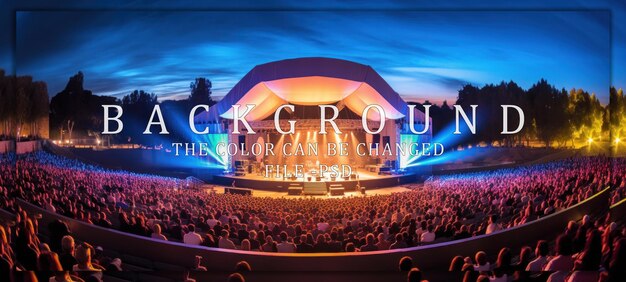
[235,261,252,273]
[75,244,96,270]
[227,272,245,282]
[449,255,464,271]
[518,246,533,267]
[475,251,488,269]
[279,231,288,243]
[240,239,251,251]
[345,242,356,252]
[495,247,512,270]
[535,240,549,258]
[399,256,413,272]
[407,267,423,282]
[153,224,162,235]
[61,235,74,255]
[37,251,63,271]
[556,234,573,256]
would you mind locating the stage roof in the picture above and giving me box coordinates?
[196,57,411,123]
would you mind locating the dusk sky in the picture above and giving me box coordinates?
[6,4,619,105]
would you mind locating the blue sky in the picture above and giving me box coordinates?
[3,1,623,105]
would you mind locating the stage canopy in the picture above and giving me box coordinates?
[195,57,411,123]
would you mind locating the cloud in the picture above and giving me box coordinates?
[15,10,610,104]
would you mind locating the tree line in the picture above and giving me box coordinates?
[0,70,49,140]
[48,73,214,145]
[413,79,612,148]
[1,69,621,148]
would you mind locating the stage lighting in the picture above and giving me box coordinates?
[615,137,621,144]
[96,139,101,144]
[587,137,593,144]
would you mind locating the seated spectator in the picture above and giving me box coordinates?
[360,233,378,252]
[183,224,203,245]
[261,235,275,252]
[219,231,236,250]
[567,230,602,282]
[601,238,624,282]
[473,251,490,272]
[544,235,575,271]
[73,244,103,281]
[240,239,251,251]
[317,218,330,232]
[345,242,358,252]
[494,247,513,277]
[485,215,502,235]
[421,225,435,243]
[0,240,11,282]
[526,240,550,271]
[59,235,78,271]
[391,233,408,249]
[327,232,343,252]
[151,224,167,241]
[296,234,314,253]
[276,232,296,253]
[375,233,391,250]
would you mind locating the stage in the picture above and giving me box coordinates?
[209,185,414,198]
[211,170,419,192]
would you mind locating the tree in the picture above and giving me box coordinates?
[50,72,120,141]
[0,70,15,137]
[15,76,33,139]
[29,81,49,137]
[609,87,625,141]
[189,77,214,107]
[527,79,569,147]
[120,90,159,145]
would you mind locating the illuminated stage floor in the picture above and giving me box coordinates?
[209,185,415,198]
[229,170,390,181]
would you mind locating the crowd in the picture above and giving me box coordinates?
[1,206,120,282]
[609,158,626,205]
[0,152,619,255]
[0,151,624,281]
[447,214,625,282]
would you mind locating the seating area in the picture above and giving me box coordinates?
[0,151,624,281]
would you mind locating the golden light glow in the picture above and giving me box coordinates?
[218,76,405,122]
[264,76,362,104]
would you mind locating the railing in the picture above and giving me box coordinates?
[16,186,610,272]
